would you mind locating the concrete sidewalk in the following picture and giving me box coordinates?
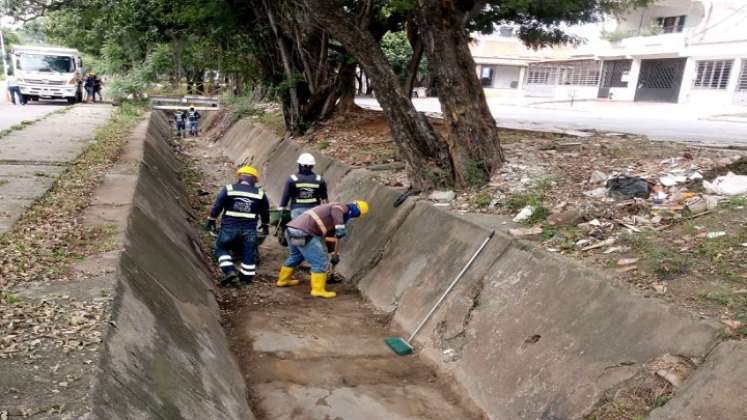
[0,104,113,233]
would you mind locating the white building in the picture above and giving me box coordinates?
[470,27,571,98]
[524,0,747,107]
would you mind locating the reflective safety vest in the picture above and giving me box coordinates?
[290,173,323,206]
[223,184,265,219]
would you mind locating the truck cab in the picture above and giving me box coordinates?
[10,45,83,104]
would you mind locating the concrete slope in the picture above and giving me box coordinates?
[648,340,747,420]
[0,104,113,233]
[214,118,741,420]
[90,111,253,419]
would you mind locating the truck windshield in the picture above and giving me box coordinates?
[17,54,75,73]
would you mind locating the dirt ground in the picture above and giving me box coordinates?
[296,108,747,339]
[180,122,484,419]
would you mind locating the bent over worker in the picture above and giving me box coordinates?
[279,153,328,220]
[277,201,368,298]
[206,166,269,287]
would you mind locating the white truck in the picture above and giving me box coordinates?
[9,45,84,104]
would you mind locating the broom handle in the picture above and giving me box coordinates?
[407,231,495,343]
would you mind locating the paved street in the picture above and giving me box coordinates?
[356,97,747,147]
[0,104,113,233]
[0,101,67,131]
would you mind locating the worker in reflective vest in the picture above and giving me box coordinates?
[206,165,269,287]
[279,152,328,220]
[276,200,368,298]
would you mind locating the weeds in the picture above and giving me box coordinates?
[620,232,690,279]
[470,191,493,208]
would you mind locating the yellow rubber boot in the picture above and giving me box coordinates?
[310,272,336,298]
[276,266,300,287]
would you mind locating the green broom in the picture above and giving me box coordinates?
[385,231,495,356]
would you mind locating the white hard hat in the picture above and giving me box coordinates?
[297,153,316,166]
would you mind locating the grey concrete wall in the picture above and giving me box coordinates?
[90,111,253,419]
[214,118,739,420]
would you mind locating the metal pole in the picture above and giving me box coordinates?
[406,231,495,343]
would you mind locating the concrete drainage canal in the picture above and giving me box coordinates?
[181,113,482,419]
[103,110,744,420]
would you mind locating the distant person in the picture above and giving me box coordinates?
[174,109,187,137]
[6,69,24,105]
[188,106,201,136]
[92,73,103,102]
[84,74,94,103]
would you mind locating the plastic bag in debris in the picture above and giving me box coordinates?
[703,172,747,196]
[606,176,650,199]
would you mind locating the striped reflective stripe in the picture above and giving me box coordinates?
[334,224,345,229]
[227,191,264,199]
[219,261,234,268]
[218,255,233,262]
[239,268,255,276]
[295,183,320,189]
[296,198,318,204]
[224,211,256,219]
[240,263,256,270]
[308,210,328,234]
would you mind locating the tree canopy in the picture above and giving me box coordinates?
[1,0,650,188]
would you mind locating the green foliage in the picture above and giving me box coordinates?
[464,160,489,186]
[380,31,428,84]
[470,191,493,208]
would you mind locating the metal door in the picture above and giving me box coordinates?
[634,58,687,103]
[598,60,632,98]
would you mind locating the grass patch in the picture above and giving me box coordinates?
[0,102,144,290]
[464,159,489,186]
[318,140,330,150]
[1,292,21,304]
[256,110,286,136]
[0,179,8,187]
[620,232,690,279]
[470,191,493,208]
[503,175,555,224]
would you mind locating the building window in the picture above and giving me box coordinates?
[526,66,557,85]
[558,61,601,86]
[656,15,686,33]
[738,61,747,92]
[498,26,514,37]
[480,66,494,87]
[694,60,733,89]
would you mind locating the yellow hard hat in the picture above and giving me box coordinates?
[237,165,259,179]
[354,200,369,217]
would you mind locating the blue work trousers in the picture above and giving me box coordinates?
[215,227,257,281]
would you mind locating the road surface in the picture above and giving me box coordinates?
[0,104,113,233]
[0,101,67,131]
[356,97,747,147]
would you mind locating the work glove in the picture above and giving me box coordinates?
[204,219,216,232]
[335,226,347,239]
[280,210,292,226]
[330,254,340,266]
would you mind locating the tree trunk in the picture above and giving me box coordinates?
[303,0,453,188]
[336,61,358,113]
[263,0,302,134]
[403,35,424,97]
[416,0,504,186]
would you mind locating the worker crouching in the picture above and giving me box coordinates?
[277,200,369,298]
[206,166,270,287]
